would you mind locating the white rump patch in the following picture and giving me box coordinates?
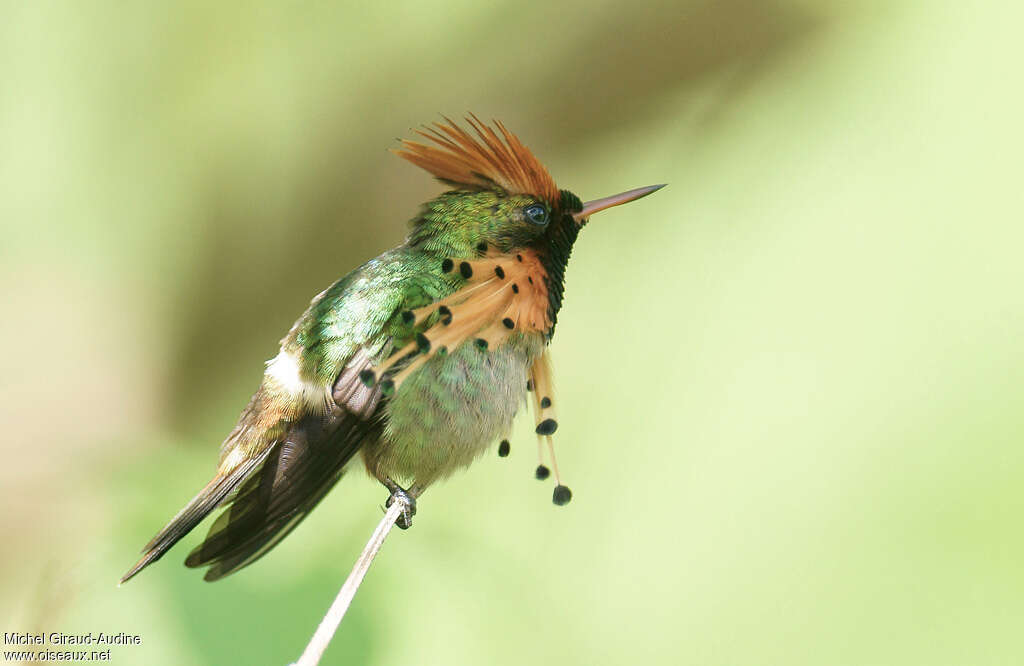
[265,349,328,411]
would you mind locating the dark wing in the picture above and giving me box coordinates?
[184,401,382,581]
[119,358,383,585]
[180,331,394,582]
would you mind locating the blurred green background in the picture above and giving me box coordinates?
[3,0,1023,664]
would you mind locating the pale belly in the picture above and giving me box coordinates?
[362,333,544,488]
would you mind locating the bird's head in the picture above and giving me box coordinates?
[397,115,663,256]
[394,115,663,335]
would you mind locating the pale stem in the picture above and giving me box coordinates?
[290,496,409,666]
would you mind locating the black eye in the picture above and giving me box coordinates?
[524,204,549,226]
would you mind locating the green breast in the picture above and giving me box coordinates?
[367,332,544,487]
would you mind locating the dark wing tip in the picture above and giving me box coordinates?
[118,555,154,586]
[116,453,271,585]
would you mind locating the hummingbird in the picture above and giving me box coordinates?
[121,116,663,583]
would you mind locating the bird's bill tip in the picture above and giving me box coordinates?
[572,184,666,223]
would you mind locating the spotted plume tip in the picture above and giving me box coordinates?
[552,485,572,506]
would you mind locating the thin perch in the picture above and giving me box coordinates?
[291,496,410,666]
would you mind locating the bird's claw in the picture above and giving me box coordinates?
[385,487,417,530]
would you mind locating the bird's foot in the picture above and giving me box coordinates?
[383,479,417,530]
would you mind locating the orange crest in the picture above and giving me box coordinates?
[394,115,560,205]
